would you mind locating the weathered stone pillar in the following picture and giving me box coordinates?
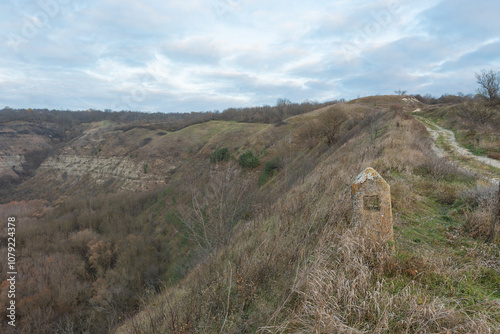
[352,167,394,249]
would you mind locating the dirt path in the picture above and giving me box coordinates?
[415,115,500,185]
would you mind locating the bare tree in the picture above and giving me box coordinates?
[319,108,348,146]
[177,163,254,254]
[475,69,500,105]
[275,98,292,122]
[456,102,495,148]
[394,90,407,95]
[458,101,495,126]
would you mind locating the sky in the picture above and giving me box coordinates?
[1,0,500,113]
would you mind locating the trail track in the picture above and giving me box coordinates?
[415,115,500,185]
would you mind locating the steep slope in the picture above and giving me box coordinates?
[0,112,311,333]
[0,121,73,201]
[117,97,499,333]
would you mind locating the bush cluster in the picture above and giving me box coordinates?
[238,150,260,170]
[210,147,230,164]
[258,157,283,186]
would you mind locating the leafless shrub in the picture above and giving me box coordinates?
[461,184,497,208]
[319,108,348,146]
[177,162,255,254]
[418,153,475,181]
[297,120,321,149]
[461,184,499,242]
[457,102,495,129]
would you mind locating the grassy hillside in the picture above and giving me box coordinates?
[0,106,338,332]
[116,97,499,333]
[1,96,499,333]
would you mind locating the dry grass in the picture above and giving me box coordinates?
[115,100,500,334]
[267,230,495,334]
[461,184,499,242]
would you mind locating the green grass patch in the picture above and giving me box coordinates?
[472,148,487,156]
[391,166,500,322]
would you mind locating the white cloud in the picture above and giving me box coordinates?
[0,0,499,111]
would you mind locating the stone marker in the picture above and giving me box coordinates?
[352,167,394,249]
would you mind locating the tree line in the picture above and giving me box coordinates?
[0,99,342,131]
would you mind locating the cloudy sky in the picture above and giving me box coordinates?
[1,0,500,112]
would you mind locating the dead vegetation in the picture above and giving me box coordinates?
[460,184,499,242]
[116,98,500,334]
[271,231,495,334]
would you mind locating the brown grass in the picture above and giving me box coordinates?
[266,230,493,334]
[461,185,499,242]
[115,102,500,334]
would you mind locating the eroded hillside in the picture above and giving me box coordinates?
[0,121,73,200]
[3,119,270,200]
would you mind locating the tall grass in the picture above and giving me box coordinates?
[116,101,499,333]
[265,229,495,333]
[461,184,499,242]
